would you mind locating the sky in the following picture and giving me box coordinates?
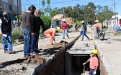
[21,0,121,15]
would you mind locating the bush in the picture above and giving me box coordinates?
[76,21,82,27]
[40,15,51,30]
[0,31,23,43]
[11,26,23,43]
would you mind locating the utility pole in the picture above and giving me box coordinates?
[38,0,40,10]
[17,0,19,26]
[63,8,65,18]
[114,0,116,24]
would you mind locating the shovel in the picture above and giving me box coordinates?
[81,65,85,75]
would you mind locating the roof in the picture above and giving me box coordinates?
[53,14,64,20]
[0,11,16,20]
[110,17,118,20]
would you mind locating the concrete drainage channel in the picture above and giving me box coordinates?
[0,34,108,75]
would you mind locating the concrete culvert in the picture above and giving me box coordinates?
[65,53,90,75]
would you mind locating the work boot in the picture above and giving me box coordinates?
[8,50,16,54]
[88,38,91,41]
[67,35,69,39]
[63,37,65,39]
[30,52,36,55]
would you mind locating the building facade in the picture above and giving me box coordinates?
[0,0,21,15]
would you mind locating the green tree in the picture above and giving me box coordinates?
[16,15,22,21]
[50,8,58,18]
[47,0,50,6]
[97,6,114,22]
[83,2,96,24]
[42,0,45,8]
[64,6,73,17]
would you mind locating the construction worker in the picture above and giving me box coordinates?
[57,27,61,32]
[61,19,69,39]
[44,28,57,45]
[80,21,90,41]
[83,49,98,75]
[113,25,120,35]
[93,20,102,39]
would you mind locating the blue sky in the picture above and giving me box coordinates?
[22,0,121,15]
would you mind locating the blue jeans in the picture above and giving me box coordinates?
[62,29,69,38]
[2,33,12,52]
[22,28,31,56]
[81,31,90,41]
[31,31,39,52]
[90,69,95,75]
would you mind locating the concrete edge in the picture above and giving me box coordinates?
[90,27,111,75]
[34,35,81,75]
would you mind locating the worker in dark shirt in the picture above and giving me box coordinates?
[22,5,36,58]
[80,21,90,41]
[31,10,45,54]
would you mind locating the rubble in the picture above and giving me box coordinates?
[0,38,79,75]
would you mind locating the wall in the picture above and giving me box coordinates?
[33,35,80,75]
[0,0,21,15]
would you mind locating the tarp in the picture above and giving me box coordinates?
[0,11,16,20]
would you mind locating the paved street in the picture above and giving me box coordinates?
[0,32,80,62]
[0,43,3,49]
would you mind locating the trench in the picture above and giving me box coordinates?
[65,54,90,75]
[0,34,108,75]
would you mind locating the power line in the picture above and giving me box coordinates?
[22,0,112,6]
[22,1,108,6]
[116,0,121,3]
[100,0,105,6]
[26,0,33,5]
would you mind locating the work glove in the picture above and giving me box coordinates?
[94,71,96,75]
[83,63,86,65]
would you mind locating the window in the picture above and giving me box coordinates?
[9,5,15,11]
[2,4,5,9]
[2,0,8,3]
[13,0,17,6]
[0,0,1,6]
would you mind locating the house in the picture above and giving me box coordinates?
[53,14,64,20]
[109,15,121,25]
[105,15,121,29]
[52,14,73,25]
[0,0,21,20]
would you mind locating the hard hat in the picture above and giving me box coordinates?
[56,27,61,32]
[81,21,84,23]
[91,49,98,54]
[95,20,99,23]
[63,19,65,21]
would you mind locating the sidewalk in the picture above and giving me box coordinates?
[0,32,80,62]
[95,33,121,75]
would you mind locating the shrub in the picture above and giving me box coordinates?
[11,26,23,43]
[76,21,82,27]
[40,15,51,30]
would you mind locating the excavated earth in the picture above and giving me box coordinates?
[0,41,68,75]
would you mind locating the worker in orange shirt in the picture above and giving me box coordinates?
[93,20,102,39]
[83,49,98,75]
[44,28,56,45]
